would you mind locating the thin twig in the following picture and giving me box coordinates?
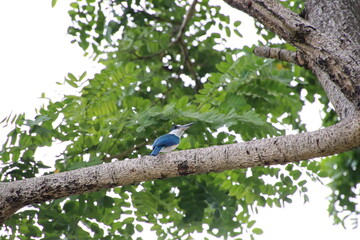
[179,39,203,91]
[169,0,198,48]
[134,0,198,60]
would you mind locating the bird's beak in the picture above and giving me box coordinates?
[180,122,193,129]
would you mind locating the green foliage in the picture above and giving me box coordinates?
[1,0,357,239]
[320,149,360,229]
[51,0,57,8]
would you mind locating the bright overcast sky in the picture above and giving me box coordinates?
[0,1,358,239]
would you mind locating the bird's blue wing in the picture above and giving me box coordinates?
[153,134,180,148]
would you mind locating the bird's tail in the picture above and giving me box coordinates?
[150,146,162,156]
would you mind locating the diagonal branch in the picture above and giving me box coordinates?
[134,0,198,60]
[1,113,360,224]
[169,0,198,48]
[223,0,313,44]
[179,39,203,91]
[223,0,360,111]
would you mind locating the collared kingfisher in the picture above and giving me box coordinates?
[150,122,193,156]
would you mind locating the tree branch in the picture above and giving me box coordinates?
[253,46,306,66]
[253,46,357,118]
[169,0,198,48]
[134,0,198,60]
[179,39,204,91]
[311,65,357,119]
[1,114,360,224]
[223,0,314,44]
[223,0,360,111]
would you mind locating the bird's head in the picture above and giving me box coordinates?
[169,122,193,137]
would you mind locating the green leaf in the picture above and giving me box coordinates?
[176,96,188,109]
[234,29,243,38]
[283,176,293,186]
[65,79,78,88]
[247,220,256,228]
[70,2,79,8]
[252,228,263,235]
[234,20,241,27]
[67,73,77,82]
[135,224,143,232]
[318,171,328,178]
[225,26,231,37]
[123,217,134,224]
[298,180,307,186]
[51,0,57,8]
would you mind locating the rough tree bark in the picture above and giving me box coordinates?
[1,0,359,225]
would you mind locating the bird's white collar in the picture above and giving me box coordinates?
[169,128,186,138]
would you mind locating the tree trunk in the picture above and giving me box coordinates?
[1,0,360,225]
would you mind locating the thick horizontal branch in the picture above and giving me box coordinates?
[1,114,360,224]
[253,46,306,66]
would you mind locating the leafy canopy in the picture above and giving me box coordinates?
[1,0,358,239]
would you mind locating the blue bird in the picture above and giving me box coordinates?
[150,123,193,156]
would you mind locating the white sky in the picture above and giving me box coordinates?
[0,0,359,239]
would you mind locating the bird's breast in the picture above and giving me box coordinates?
[161,144,179,153]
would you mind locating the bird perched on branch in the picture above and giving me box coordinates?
[150,123,193,156]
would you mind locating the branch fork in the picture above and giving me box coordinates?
[225,0,360,110]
